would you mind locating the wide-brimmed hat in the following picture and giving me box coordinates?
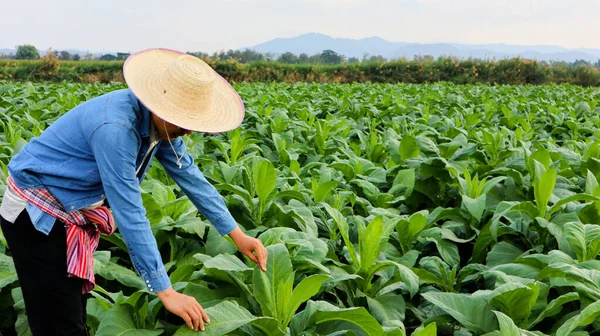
[123,48,244,133]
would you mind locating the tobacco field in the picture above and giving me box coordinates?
[1,80,600,335]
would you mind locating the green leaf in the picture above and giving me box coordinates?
[389,169,415,197]
[96,304,162,336]
[462,195,486,222]
[96,261,147,290]
[359,216,387,273]
[368,261,419,298]
[396,210,428,253]
[324,203,359,269]
[203,254,253,272]
[183,282,230,306]
[586,170,600,196]
[174,301,259,336]
[492,311,520,336]
[527,292,579,328]
[313,180,339,203]
[0,253,17,290]
[11,288,32,336]
[411,322,437,336]
[399,136,419,160]
[205,227,237,256]
[279,199,319,237]
[489,283,540,323]
[533,164,556,217]
[284,274,330,326]
[421,292,498,333]
[486,242,523,267]
[313,307,385,336]
[252,243,293,318]
[367,293,406,323]
[547,194,600,218]
[556,300,600,336]
[565,222,600,262]
[253,157,277,213]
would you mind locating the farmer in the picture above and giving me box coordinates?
[0,48,268,335]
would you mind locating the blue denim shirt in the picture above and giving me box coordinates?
[8,88,239,293]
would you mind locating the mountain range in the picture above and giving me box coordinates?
[246,33,600,63]
[3,33,600,63]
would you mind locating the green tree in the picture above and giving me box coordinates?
[298,53,309,63]
[117,53,131,60]
[99,54,118,61]
[15,45,40,60]
[278,52,299,64]
[320,50,342,64]
[58,50,73,61]
[73,54,81,61]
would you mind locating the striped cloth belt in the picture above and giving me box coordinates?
[7,176,115,294]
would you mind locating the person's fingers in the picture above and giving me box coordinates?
[181,311,194,331]
[192,304,207,331]
[256,245,267,271]
[199,303,210,324]
[191,311,200,331]
[246,250,259,264]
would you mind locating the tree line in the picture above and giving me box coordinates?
[3,44,600,68]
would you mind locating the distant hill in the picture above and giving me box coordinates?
[246,33,600,63]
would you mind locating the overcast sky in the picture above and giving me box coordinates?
[2,0,599,53]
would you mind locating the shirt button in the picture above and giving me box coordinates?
[146,280,150,283]
[150,289,154,292]
[70,206,75,210]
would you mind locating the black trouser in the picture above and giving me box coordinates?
[0,210,89,336]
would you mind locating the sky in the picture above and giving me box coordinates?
[1,0,599,53]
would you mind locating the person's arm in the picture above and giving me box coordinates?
[156,136,267,271]
[90,123,170,292]
[90,123,209,331]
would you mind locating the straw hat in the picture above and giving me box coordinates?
[123,48,244,133]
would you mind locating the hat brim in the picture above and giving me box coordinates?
[123,48,245,134]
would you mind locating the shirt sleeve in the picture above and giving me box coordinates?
[155,137,238,236]
[89,123,171,293]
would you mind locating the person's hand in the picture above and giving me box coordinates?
[228,227,268,271]
[157,287,209,331]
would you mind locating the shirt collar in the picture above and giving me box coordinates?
[138,100,153,138]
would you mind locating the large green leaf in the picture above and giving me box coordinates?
[421,292,498,333]
[411,322,436,336]
[96,261,147,290]
[96,304,162,336]
[492,311,520,336]
[0,253,17,290]
[565,222,600,262]
[527,292,579,328]
[324,203,359,268]
[174,301,259,336]
[252,243,293,318]
[533,163,556,217]
[358,216,387,274]
[489,282,540,324]
[399,136,419,160]
[462,194,486,222]
[203,254,253,272]
[556,300,600,336]
[367,293,405,323]
[252,157,277,220]
[396,210,428,253]
[283,274,330,327]
[313,307,385,336]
